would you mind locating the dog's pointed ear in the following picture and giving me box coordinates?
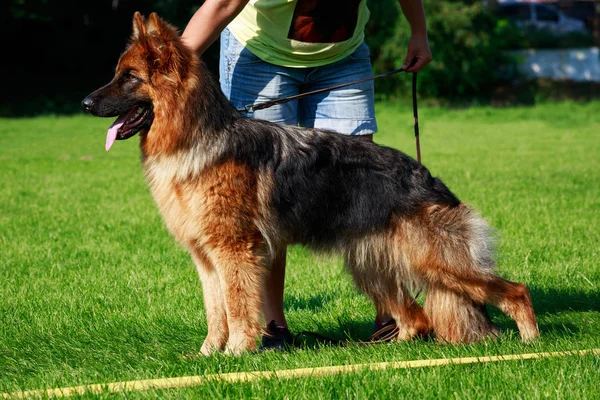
[140,12,192,78]
[146,12,166,38]
[132,12,146,39]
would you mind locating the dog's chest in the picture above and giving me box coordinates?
[143,156,262,248]
[143,158,210,246]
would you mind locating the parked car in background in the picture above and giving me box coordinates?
[498,1,588,34]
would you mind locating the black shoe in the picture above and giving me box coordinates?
[369,318,398,342]
[259,320,294,352]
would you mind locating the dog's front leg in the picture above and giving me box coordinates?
[194,160,267,354]
[191,249,229,356]
[210,245,266,356]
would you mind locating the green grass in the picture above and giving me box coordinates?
[1,101,599,398]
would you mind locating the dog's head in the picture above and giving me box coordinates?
[81,12,194,151]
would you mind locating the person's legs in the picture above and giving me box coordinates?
[300,42,393,326]
[259,247,293,351]
[261,246,288,327]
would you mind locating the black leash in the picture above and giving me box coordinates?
[292,322,402,348]
[412,72,421,163]
[237,67,422,163]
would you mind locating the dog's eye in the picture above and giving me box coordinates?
[123,72,141,83]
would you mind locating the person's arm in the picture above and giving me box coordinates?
[181,0,249,54]
[397,0,432,72]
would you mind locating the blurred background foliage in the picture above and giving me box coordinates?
[0,0,594,116]
[368,0,520,100]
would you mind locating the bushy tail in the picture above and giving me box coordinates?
[403,203,538,343]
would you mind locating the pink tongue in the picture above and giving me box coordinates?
[106,118,125,152]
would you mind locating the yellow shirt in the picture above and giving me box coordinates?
[228,0,370,68]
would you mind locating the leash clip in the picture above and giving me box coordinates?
[239,104,255,114]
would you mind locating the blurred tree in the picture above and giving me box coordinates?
[367,0,520,101]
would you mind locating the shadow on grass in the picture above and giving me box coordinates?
[288,286,599,348]
[289,287,600,317]
[530,287,600,316]
[286,293,335,312]
[537,322,581,337]
[293,319,584,351]
[293,319,375,349]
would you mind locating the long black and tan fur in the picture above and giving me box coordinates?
[82,13,538,355]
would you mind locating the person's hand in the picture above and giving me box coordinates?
[401,34,432,73]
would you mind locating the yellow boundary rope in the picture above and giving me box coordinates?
[3,349,599,398]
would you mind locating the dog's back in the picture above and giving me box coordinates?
[219,117,459,247]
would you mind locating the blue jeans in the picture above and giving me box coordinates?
[219,28,377,135]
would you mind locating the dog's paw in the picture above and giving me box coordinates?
[224,346,244,357]
[520,325,539,343]
[199,342,218,356]
[224,335,256,356]
[198,337,227,356]
[224,343,253,356]
[181,344,218,359]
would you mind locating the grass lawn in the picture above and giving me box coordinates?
[1,101,599,398]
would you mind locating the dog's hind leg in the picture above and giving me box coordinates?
[424,284,499,343]
[360,278,430,341]
[345,245,430,341]
[431,275,537,342]
[407,204,538,342]
[387,284,431,340]
[191,249,229,356]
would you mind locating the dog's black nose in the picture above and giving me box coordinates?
[81,97,94,112]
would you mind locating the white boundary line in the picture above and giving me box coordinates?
[3,349,599,398]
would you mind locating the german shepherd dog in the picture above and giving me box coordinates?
[82,13,538,355]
